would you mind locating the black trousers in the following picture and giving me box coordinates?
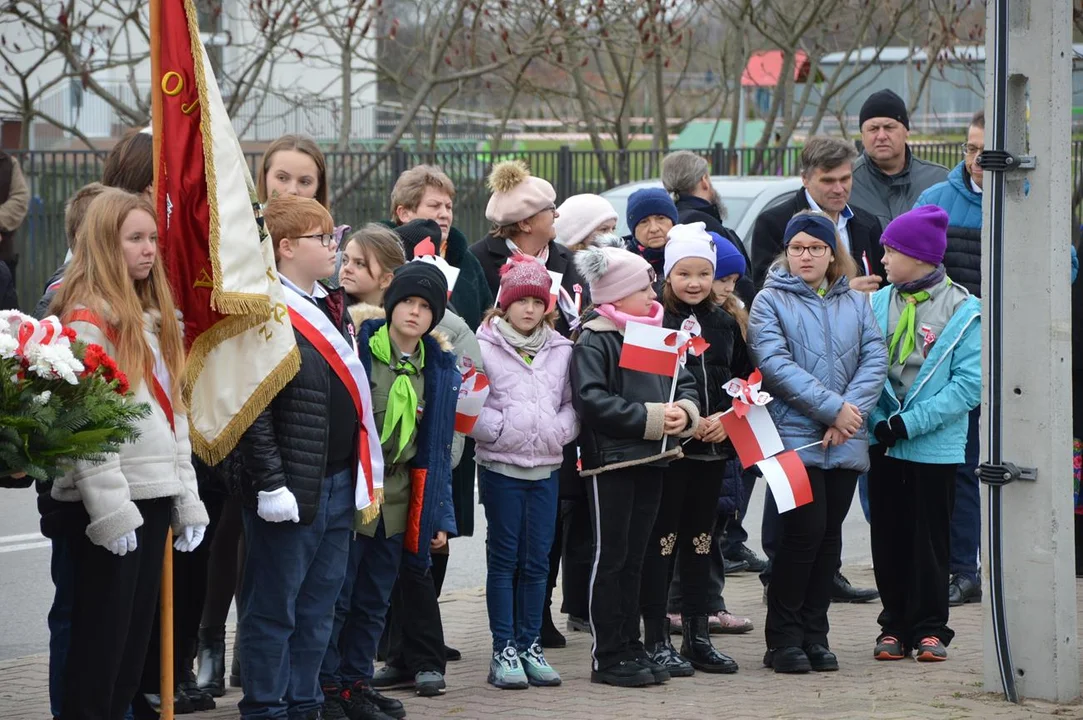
[62,498,172,720]
[868,448,956,649]
[383,559,446,674]
[641,458,725,620]
[765,468,858,650]
[586,466,663,671]
[559,497,594,619]
[199,493,244,629]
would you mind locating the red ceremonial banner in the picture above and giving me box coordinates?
[153,0,219,349]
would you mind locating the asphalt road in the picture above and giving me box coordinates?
[0,477,871,661]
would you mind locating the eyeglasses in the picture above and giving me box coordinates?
[297,233,337,248]
[786,244,828,258]
[961,143,985,157]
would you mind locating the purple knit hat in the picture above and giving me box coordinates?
[880,205,949,266]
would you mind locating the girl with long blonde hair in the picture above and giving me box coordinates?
[49,187,208,720]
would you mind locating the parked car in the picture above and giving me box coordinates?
[601,176,804,251]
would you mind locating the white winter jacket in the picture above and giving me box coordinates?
[51,308,208,547]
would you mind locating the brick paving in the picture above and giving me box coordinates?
[4,568,1083,719]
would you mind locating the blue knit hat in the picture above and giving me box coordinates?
[783,213,838,253]
[627,188,679,235]
[711,232,746,280]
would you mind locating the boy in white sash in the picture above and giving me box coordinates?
[235,194,381,720]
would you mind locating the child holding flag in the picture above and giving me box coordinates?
[571,245,700,688]
[471,256,578,689]
[638,222,741,678]
[748,210,887,674]
[867,206,981,663]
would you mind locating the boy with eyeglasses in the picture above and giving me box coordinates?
[234,194,384,720]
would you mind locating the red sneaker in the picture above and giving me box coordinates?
[915,636,948,662]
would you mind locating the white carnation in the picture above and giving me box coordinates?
[0,335,17,359]
[25,343,84,385]
[33,390,52,405]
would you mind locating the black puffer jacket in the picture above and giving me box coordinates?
[237,289,358,525]
[674,194,756,306]
[944,226,982,297]
[572,311,701,476]
[663,300,741,459]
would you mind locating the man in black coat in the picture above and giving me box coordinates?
[661,150,756,306]
[750,136,885,293]
[748,136,883,605]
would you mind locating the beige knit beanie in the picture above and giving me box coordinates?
[484,160,557,226]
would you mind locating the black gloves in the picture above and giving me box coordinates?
[888,414,909,440]
[873,422,897,448]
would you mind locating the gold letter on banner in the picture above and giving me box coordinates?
[161,72,183,96]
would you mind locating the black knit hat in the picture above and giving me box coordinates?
[383,261,448,334]
[859,89,909,130]
[393,218,443,259]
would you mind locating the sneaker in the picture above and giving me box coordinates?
[590,659,654,688]
[347,681,405,719]
[319,685,349,720]
[370,664,413,690]
[519,642,562,686]
[567,615,591,634]
[709,611,753,634]
[915,636,948,662]
[414,670,446,697]
[488,643,529,689]
[724,543,768,573]
[874,635,907,661]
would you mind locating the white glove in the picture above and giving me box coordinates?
[257,487,301,523]
[106,530,139,557]
[173,524,207,552]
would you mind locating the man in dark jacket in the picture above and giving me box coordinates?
[389,164,493,330]
[751,136,885,293]
[850,89,948,228]
[661,150,755,305]
[748,136,882,605]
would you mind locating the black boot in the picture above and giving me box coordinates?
[680,616,738,674]
[196,626,226,697]
[540,608,567,649]
[229,648,241,688]
[644,617,693,678]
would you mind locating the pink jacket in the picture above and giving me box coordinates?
[470,320,579,468]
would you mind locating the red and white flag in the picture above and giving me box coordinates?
[413,245,459,299]
[720,403,785,467]
[619,321,682,376]
[455,360,490,434]
[756,450,813,513]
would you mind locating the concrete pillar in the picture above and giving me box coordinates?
[981,0,1079,703]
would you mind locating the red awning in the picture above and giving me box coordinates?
[741,50,814,87]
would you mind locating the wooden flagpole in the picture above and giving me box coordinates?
[149,0,172,717]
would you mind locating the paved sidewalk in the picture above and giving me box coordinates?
[3,568,1082,719]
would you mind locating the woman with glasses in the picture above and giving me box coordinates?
[747,210,887,674]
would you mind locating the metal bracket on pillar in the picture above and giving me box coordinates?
[976,462,1038,486]
[977,150,1036,172]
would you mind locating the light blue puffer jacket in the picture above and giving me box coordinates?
[748,268,888,473]
[868,287,982,464]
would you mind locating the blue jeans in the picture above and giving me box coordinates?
[320,518,403,686]
[479,468,559,652]
[48,534,74,719]
[858,474,871,523]
[950,408,982,580]
[237,469,354,720]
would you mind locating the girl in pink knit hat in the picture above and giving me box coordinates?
[470,255,578,690]
[570,245,701,688]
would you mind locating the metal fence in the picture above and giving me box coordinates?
[8,140,1083,310]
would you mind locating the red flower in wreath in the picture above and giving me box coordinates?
[80,344,106,377]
